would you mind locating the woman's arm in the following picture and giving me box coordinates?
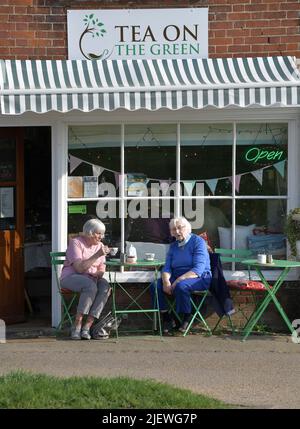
[73,247,106,273]
[70,242,108,274]
[171,271,198,289]
[161,246,173,295]
[171,237,207,289]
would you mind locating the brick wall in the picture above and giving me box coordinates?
[0,0,299,60]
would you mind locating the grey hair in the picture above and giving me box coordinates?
[83,218,106,236]
[169,217,192,234]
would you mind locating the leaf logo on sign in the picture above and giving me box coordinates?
[79,14,111,60]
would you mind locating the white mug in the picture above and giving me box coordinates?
[257,253,267,264]
[110,247,118,256]
[145,252,155,261]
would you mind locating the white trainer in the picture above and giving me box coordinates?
[81,329,91,340]
[71,328,81,340]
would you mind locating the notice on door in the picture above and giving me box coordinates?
[0,187,14,218]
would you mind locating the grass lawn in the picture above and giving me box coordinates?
[0,371,230,409]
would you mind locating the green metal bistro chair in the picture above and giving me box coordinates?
[165,289,212,337]
[214,248,267,333]
[50,251,78,331]
[182,290,212,337]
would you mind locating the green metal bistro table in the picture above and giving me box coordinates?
[105,259,165,340]
[241,258,300,341]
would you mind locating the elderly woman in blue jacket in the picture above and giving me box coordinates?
[151,217,212,334]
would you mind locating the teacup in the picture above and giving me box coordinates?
[257,253,267,264]
[145,252,155,261]
[110,247,118,256]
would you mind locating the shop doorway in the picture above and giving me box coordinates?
[0,127,51,325]
[24,127,52,323]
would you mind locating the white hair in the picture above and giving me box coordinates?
[169,217,192,234]
[83,218,106,236]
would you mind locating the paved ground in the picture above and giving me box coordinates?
[1,333,300,409]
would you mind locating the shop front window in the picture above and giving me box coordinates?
[67,122,288,268]
[236,124,287,196]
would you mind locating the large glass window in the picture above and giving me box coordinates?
[181,124,233,196]
[236,124,287,196]
[67,122,288,267]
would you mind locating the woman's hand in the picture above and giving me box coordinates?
[95,245,110,258]
[163,280,173,295]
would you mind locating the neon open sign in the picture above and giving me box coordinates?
[245,147,285,164]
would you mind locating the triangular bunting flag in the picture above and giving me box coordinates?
[69,155,83,174]
[183,181,195,196]
[274,160,285,178]
[230,175,242,193]
[235,175,241,193]
[251,169,263,186]
[206,179,218,195]
[92,165,104,177]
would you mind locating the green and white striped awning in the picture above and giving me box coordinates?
[0,56,300,114]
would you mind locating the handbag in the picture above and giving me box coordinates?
[90,311,121,340]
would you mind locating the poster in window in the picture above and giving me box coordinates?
[126,173,148,197]
[0,187,14,218]
[83,176,98,198]
[68,177,83,198]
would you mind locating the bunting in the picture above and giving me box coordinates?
[68,156,286,196]
[251,169,264,186]
[206,179,218,195]
[69,155,82,174]
[273,160,286,179]
[183,181,196,196]
[92,165,104,177]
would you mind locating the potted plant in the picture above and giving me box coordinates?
[285,209,300,257]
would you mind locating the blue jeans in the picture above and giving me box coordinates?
[150,273,211,314]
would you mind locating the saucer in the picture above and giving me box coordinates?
[257,261,275,266]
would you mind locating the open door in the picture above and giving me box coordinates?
[0,128,24,324]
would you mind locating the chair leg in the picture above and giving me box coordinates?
[182,292,211,337]
[56,294,77,332]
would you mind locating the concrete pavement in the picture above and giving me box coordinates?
[0,333,300,409]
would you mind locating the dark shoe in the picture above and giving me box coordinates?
[163,320,174,334]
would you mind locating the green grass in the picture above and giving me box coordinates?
[0,371,229,409]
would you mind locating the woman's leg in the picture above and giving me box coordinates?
[61,274,98,339]
[61,274,98,317]
[86,278,111,321]
[174,276,211,315]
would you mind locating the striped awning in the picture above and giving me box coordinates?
[0,56,300,114]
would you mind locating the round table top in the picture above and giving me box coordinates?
[242,258,300,268]
[105,258,165,268]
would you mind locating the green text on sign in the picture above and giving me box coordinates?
[245,147,285,164]
[68,205,87,214]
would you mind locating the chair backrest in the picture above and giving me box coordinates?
[214,248,252,263]
[50,251,66,292]
[214,248,254,278]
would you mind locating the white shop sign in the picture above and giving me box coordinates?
[67,8,208,60]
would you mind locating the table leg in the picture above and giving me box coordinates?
[242,267,293,340]
[110,270,119,341]
[154,268,162,339]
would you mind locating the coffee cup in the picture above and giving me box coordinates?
[257,253,267,264]
[145,252,155,261]
[109,247,118,256]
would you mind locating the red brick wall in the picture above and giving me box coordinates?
[0,0,299,60]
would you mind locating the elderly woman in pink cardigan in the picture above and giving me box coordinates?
[61,218,111,340]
